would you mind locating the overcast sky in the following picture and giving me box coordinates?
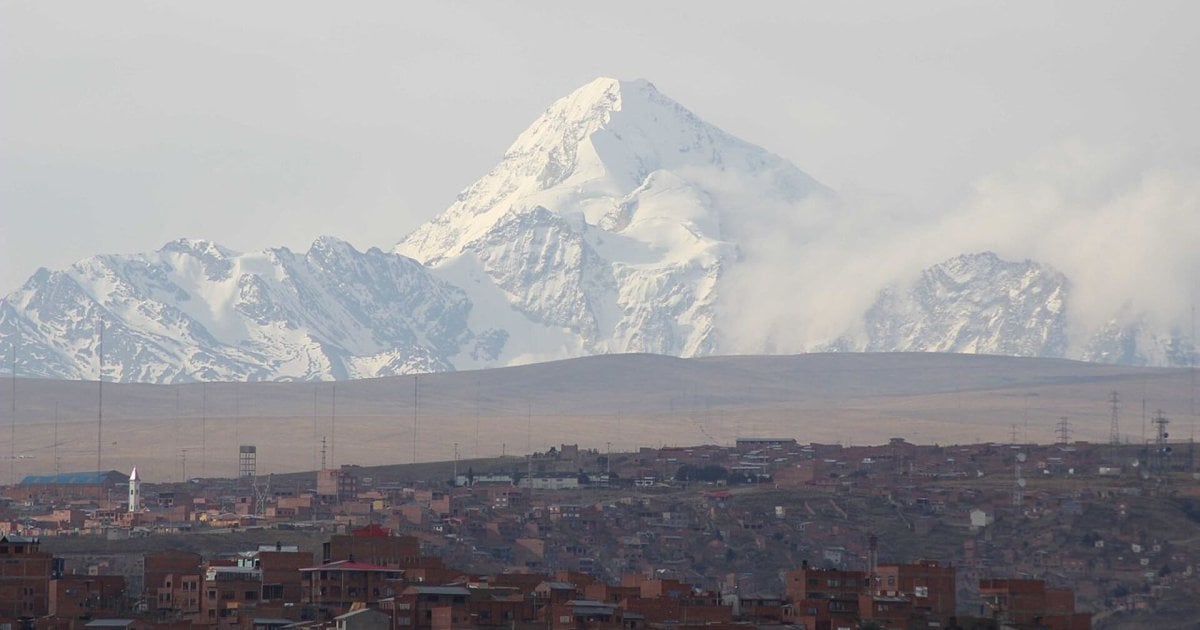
[2,1,1197,294]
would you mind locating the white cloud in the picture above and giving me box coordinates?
[717,142,1200,354]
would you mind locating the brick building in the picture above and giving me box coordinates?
[49,574,126,619]
[143,549,202,618]
[873,560,956,620]
[0,534,53,620]
[980,578,1091,629]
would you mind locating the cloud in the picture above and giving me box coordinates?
[716,142,1200,355]
[939,144,1200,345]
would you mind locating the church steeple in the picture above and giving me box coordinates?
[128,466,141,513]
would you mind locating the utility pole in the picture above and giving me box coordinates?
[453,442,459,486]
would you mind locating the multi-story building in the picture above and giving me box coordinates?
[322,526,420,566]
[143,549,203,618]
[301,559,404,618]
[979,579,1090,629]
[317,468,358,501]
[253,545,313,613]
[202,564,263,627]
[873,560,956,620]
[49,574,126,619]
[0,534,52,620]
[785,561,865,619]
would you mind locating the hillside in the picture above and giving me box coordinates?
[0,352,1194,483]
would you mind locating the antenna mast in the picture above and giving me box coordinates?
[1055,416,1071,445]
[412,375,419,464]
[11,327,17,484]
[201,382,207,478]
[312,387,319,471]
[1109,391,1121,445]
[1013,451,1026,508]
[54,402,60,475]
[1153,410,1171,472]
[330,384,336,467]
[96,317,103,472]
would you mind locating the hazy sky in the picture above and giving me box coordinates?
[2,1,1197,295]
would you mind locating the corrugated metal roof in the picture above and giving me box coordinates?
[20,470,128,485]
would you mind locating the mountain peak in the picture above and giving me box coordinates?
[500,76,695,187]
[553,76,659,115]
[159,238,238,260]
[397,77,823,265]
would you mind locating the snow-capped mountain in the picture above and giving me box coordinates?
[397,77,827,363]
[860,252,1070,357]
[0,237,477,381]
[852,252,1195,366]
[1,77,1193,382]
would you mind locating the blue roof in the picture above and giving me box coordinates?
[20,471,128,485]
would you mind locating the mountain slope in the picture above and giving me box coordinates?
[0,238,475,382]
[397,77,827,364]
[862,252,1070,357]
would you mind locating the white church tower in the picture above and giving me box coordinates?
[128,466,141,513]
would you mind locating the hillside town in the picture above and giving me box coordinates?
[2,435,1199,629]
